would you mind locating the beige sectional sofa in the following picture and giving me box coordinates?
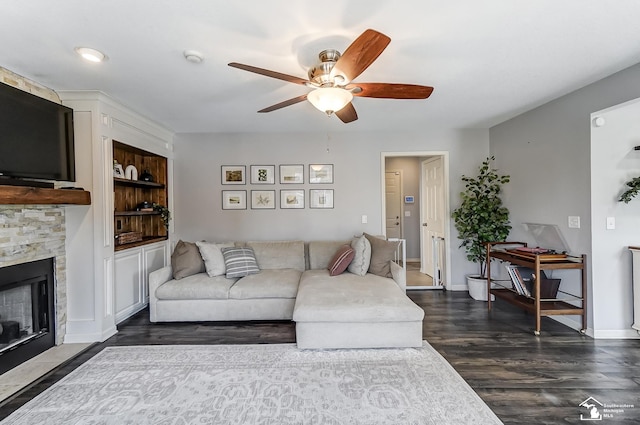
[148,236,425,349]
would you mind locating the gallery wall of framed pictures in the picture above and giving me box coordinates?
[220,164,334,210]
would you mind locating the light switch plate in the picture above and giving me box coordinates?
[606,216,615,230]
[568,216,580,229]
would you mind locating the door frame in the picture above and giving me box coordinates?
[380,151,452,289]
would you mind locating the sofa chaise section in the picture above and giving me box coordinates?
[293,240,424,349]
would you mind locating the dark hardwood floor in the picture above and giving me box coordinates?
[1,290,639,424]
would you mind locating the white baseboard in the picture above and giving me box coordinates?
[64,326,117,344]
[591,328,640,339]
[406,257,420,263]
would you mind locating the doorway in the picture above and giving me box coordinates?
[382,152,450,290]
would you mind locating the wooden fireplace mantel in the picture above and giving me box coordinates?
[0,185,91,205]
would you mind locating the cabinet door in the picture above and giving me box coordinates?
[143,243,168,302]
[114,248,143,324]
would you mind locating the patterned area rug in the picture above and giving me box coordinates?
[2,342,502,424]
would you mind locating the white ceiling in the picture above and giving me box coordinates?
[2,0,640,134]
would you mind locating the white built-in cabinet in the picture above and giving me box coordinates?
[60,91,173,343]
[114,241,167,323]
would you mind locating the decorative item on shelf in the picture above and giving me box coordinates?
[139,169,154,182]
[124,164,138,180]
[618,176,640,203]
[152,203,171,229]
[451,156,511,301]
[113,160,125,178]
[137,201,153,211]
[115,231,143,245]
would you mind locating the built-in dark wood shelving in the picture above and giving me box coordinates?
[114,210,160,217]
[113,140,167,249]
[0,185,91,205]
[114,236,168,252]
[113,177,164,189]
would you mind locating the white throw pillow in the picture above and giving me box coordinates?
[196,241,234,277]
[347,235,371,276]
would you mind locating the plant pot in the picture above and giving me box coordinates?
[467,275,495,301]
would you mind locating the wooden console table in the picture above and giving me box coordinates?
[486,242,587,335]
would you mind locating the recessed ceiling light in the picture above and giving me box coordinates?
[74,47,107,63]
[183,50,204,64]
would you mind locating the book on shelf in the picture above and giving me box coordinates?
[504,264,526,296]
[505,264,549,297]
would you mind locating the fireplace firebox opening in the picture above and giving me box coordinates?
[0,258,55,375]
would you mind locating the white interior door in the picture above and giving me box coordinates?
[421,157,445,280]
[385,171,402,239]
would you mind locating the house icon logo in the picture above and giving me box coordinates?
[579,397,603,421]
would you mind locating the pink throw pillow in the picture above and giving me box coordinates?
[328,245,355,276]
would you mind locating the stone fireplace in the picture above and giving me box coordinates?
[0,206,67,373]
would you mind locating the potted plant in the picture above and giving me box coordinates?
[152,203,171,230]
[619,176,640,203]
[452,156,511,301]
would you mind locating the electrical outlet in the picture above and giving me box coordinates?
[361,215,368,224]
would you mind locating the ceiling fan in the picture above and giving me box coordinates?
[228,29,434,123]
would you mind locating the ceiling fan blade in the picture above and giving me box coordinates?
[228,62,310,86]
[330,29,391,83]
[348,83,434,99]
[258,94,308,113]
[335,102,358,123]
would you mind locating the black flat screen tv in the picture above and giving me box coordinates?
[0,82,75,184]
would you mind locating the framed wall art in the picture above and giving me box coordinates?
[221,165,246,185]
[251,190,276,209]
[280,189,304,209]
[310,189,334,209]
[309,164,333,184]
[222,190,247,210]
[250,165,275,184]
[279,164,304,184]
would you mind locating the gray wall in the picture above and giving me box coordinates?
[173,129,489,287]
[490,62,640,336]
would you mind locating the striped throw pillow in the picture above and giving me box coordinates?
[328,245,355,276]
[221,247,260,278]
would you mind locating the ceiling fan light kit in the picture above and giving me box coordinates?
[228,29,433,123]
[307,87,353,115]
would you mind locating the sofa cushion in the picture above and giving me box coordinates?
[155,273,237,300]
[364,233,400,278]
[229,269,302,300]
[294,270,424,322]
[347,235,371,276]
[247,240,305,271]
[171,240,205,280]
[308,240,350,270]
[196,241,234,277]
[327,245,355,276]
[222,247,260,278]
